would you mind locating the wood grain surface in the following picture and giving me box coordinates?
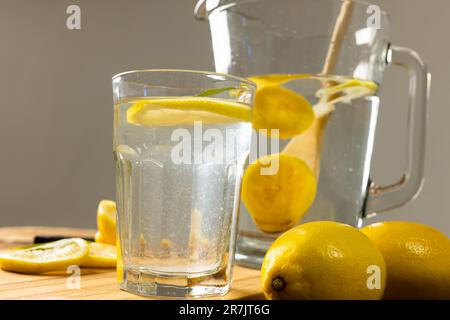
[0,227,264,300]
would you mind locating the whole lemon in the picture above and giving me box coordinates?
[261,221,386,300]
[361,221,450,300]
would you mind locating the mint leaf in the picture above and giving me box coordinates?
[196,87,235,97]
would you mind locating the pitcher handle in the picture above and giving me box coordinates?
[364,45,430,217]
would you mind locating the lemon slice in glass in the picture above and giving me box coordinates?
[0,238,89,274]
[82,242,116,268]
[126,97,252,126]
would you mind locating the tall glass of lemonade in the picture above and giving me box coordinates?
[112,70,255,297]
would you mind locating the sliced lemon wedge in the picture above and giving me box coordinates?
[95,200,116,246]
[0,238,89,274]
[82,242,117,268]
[126,97,252,126]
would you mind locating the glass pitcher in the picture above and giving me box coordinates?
[195,0,429,268]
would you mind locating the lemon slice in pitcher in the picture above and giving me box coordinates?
[252,85,315,139]
[0,238,89,274]
[249,75,315,139]
[126,97,252,126]
[316,79,378,105]
[241,153,317,233]
[249,74,311,88]
[312,78,378,118]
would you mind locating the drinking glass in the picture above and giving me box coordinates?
[112,70,255,297]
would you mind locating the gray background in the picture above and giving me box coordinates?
[1,0,448,235]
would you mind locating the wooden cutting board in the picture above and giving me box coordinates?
[0,227,264,300]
